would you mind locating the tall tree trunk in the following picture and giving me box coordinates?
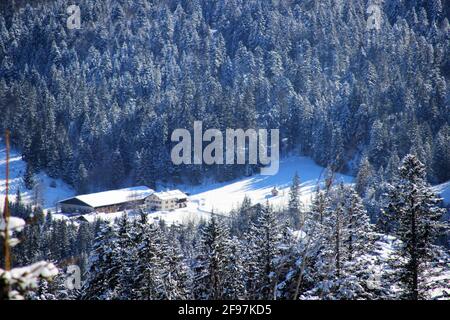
[410,196,418,300]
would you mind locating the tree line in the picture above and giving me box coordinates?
[2,154,448,300]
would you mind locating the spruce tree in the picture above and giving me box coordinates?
[383,154,447,300]
[355,156,374,197]
[132,223,165,300]
[304,186,379,299]
[24,162,35,190]
[192,215,231,300]
[338,188,378,299]
[160,235,191,300]
[247,202,281,299]
[81,222,120,300]
[222,236,246,299]
[288,172,302,227]
[114,213,134,299]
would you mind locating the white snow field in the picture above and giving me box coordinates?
[0,140,76,211]
[63,156,354,225]
[147,156,353,225]
[433,180,450,206]
[186,156,353,214]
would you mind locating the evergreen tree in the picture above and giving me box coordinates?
[432,127,450,182]
[230,195,254,235]
[132,223,165,300]
[288,172,302,227]
[222,236,246,299]
[383,154,447,300]
[246,202,281,299]
[338,188,378,299]
[114,213,134,299]
[304,186,379,299]
[81,222,121,300]
[24,162,35,190]
[160,236,191,300]
[193,215,231,300]
[355,156,374,197]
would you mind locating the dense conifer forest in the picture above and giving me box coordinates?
[0,0,448,191]
[0,0,449,301]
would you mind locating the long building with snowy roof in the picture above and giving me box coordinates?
[58,186,154,214]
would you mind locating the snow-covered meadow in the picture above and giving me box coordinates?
[0,138,353,226]
[187,156,353,213]
[0,140,75,211]
[60,156,354,225]
[1,140,448,228]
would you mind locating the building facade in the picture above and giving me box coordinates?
[146,190,188,211]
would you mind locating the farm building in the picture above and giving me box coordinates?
[59,186,154,214]
[146,190,188,211]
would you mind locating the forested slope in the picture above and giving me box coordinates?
[0,0,448,192]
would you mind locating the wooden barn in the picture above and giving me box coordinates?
[59,186,154,214]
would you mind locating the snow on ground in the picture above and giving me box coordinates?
[64,156,353,225]
[76,202,212,226]
[2,135,447,229]
[0,140,75,211]
[433,180,450,206]
[1,141,447,297]
[1,138,352,222]
[186,156,353,214]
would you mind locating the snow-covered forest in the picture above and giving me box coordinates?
[1,154,449,300]
[0,0,449,190]
[0,0,449,301]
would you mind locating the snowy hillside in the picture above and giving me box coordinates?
[433,181,450,206]
[76,156,354,225]
[187,156,353,213]
[1,136,353,225]
[0,140,75,211]
[3,137,446,228]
